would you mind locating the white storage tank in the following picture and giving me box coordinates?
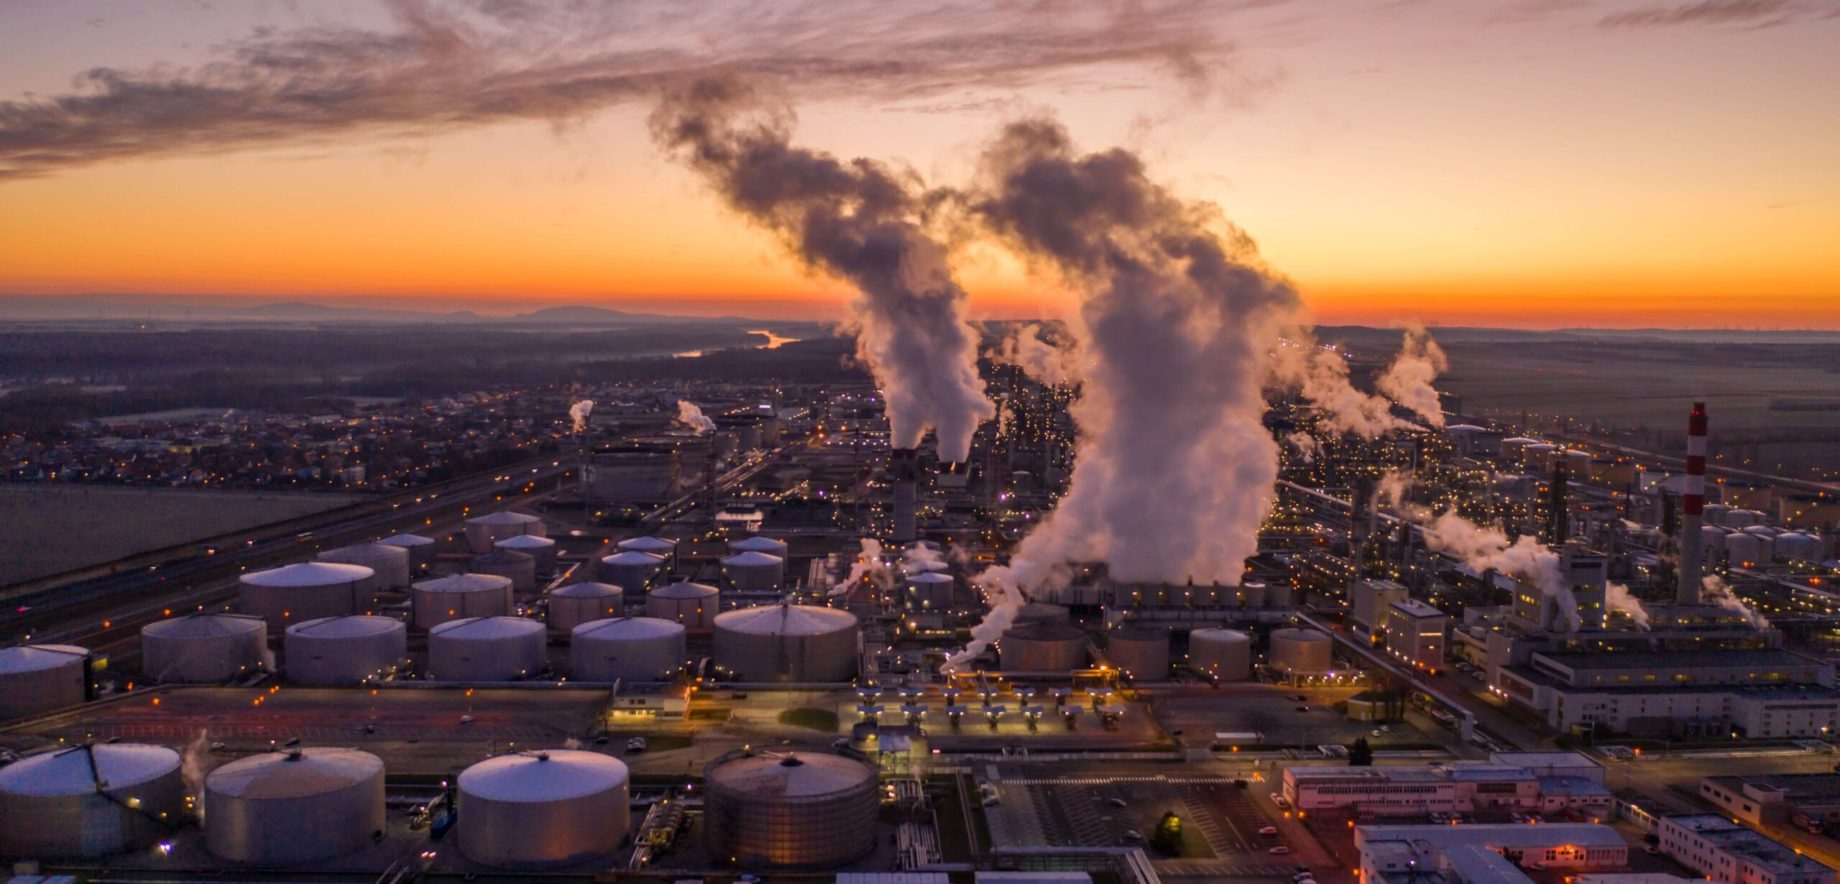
[704,752,878,868]
[712,604,860,683]
[471,549,537,595]
[998,621,1088,672]
[0,743,184,858]
[547,582,623,633]
[1269,627,1334,675]
[1703,504,1732,526]
[903,571,954,610]
[600,550,666,594]
[204,747,385,864]
[0,644,88,721]
[495,534,559,578]
[1187,628,1253,681]
[1563,449,1593,477]
[1725,509,1767,529]
[464,510,545,554]
[315,543,412,590]
[141,614,267,683]
[1777,532,1821,562]
[411,573,513,630]
[571,617,686,682]
[1105,628,1170,681]
[721,551,785,593]
[647,580,720,629]
[728,535,789,557]
[238,562,375,627]
[457,750,630,869]
[1238,581,1268,608]
[378,532,438,571]
[429,617,547,681]
[1725,532,1770,568]
[283,616,407,686]
[1523,442,1559,473]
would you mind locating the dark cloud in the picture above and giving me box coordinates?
[1598,0,1820,28]
[0,0,1262,180]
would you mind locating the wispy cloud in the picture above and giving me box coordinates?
[0,0,1267,180]
[1598,0,1825,29]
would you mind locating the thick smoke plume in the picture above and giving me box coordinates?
[569,399,595,434]
[1605,581,1651,630]
[832,538,894,598]
[1274,340,1418,438]
[675,400,716,435]
[1286,431,1318,464]
[1376,324,1449,427]
[994,322,1082,387]
[651,78,994,462]
[1701,574,1770,629]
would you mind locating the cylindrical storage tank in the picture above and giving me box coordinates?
[1188,628,1253,681]
[1777,532,1821,562]
[1743,525,1780,539]
[1105,628,1170,681]
[471,549,537,595]
[141,614,267,683]
[998,621,1089,672]
[647,581,720,629]
[1270,627,1334,675]
[1703,504,1732,526]
[0,644,88,721]
[903,571,954,610]
[464,510,545,555]
[204,748,385,864]
[1563,449,1592,477]
[378,532,437,571]
[705,753,878,868]
[1702,524,1731,563]
[571,617,686,682]
[721,551,785,593]
[238,562,375,627]
[728,535,789,557]
[429,617,546,681]
[1523,442,1558,472]
[0,743,183,858]
[1725,509,1766,529]
[315,543,411,590]
[283,616,407,686]
[495,534,558,578]
[600,551,666,594]
[1014,602,1071,626]
[547,582,623,633]
[411,573,513,630]
[1725,532,1768,568]
[457,750,630,869]
[1239,581,1268,608]
[713,605,860,683]
[616,535,677,558]
[1500,437,1536,460]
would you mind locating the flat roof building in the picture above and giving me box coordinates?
[1656,814,1835,884]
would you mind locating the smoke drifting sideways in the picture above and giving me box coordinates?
[993,322,1082,387]
[1376,324,1449,428]
[569,399,595,434]
[832,538,894,598]
[1605,582,1651,630]
[944,118,1304,668]
[651,78,994,463]
[675,400,716,435]
[1702,574,1770,629]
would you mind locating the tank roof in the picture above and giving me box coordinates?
[0,643,87,675]
[241,561,373,587]
[722,550,784,566]
[616,536,676,552]
[728,536,787,552]
[714,604,858,636]
[1003,621,1086,642]
[1190,627,1252,640]
[552,581,620,598]
[574,617,685,641]
[0,744,180,797]
[650,580,718,599]
[494,534,556,550]
[379,533,435,547]
[142,613,265,638]
[459,750,628,802]
[467,511,542,526]
[1272,627,1331,642]
[413,573,513,594]
[707,752,874,799]
[603,550,666,566]
[206,747,382,800]
[431,616,544,640]
[286,615,404,638]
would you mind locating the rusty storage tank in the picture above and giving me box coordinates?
[998,621,1089,672]
[703,752,878,868]
[1269,627,1334,675]
[1104,628,1170,681]
[1187,628,1252,681]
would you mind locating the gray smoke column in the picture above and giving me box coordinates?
[1274,339,1416,438]
[569,399,595,434]
[651,78,994,462]
[994,322,1082,387]
[1375,323,1448,427]
[675,400,716,435]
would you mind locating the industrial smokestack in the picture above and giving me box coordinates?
[891,448,918,544]
[1677,401,1708,605]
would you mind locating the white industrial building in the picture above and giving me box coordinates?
[1386,597,1449,673]
[1357,823,1627,884]
[1656,815,1835,884]
[1351,579,1409,642]
[1497,650,1840,738]
[1284,753,1613,818]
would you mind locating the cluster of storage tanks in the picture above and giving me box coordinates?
[989,608,1334,684]
[1693,522,1827,566]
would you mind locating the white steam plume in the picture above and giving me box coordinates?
[675,400,716,435]
[994,322,1081,386]
[1273,340,1418,438]
[1376,323,1448,427]
[1701,574,1769,629]
[1605,581,1651,630]
[1375,469,1417,509]
[180,729,212,817]
[832,538,894,598]
[1286,431,1318,464]
[944,117,1301,667]
[1418,509,1580,632]
[569,399,595,434]
[651,78,995,462]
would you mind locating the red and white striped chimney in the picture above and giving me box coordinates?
[1677,401,1708,604]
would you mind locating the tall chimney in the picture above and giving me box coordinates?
[891,448,918,544]
[1677,401,1708,605]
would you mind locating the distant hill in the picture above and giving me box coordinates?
[511,305,635,324]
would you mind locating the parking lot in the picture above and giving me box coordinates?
[1152,684,1442,751]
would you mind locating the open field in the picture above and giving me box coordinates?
[0,484,359,585]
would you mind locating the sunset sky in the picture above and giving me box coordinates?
[1,0,1836,327]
